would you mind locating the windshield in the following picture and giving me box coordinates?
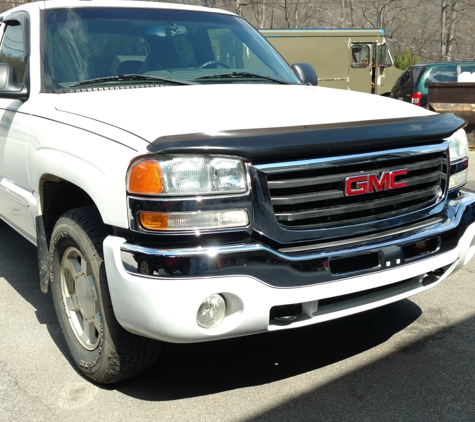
[43,7,301,91]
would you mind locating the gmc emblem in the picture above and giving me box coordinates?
[345,169,408,196]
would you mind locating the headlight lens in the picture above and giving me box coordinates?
[446,128,469,190]
[128,156,247,196]
[447,128,468,162]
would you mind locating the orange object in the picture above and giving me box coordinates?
[128,160,163,194]
[139,212,168,230]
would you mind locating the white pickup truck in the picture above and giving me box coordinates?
[1,0,474,384]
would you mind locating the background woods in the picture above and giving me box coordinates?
[1,0,474,65]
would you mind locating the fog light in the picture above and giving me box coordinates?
[197,294,226,329]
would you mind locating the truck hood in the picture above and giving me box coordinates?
[54,84,435,144]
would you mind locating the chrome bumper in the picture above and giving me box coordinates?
[120,191,475,288]
[102,190,475,343]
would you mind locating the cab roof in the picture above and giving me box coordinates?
[1,0,236,17]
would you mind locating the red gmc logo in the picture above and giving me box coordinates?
[345,169,408,196]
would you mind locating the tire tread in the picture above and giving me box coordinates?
[52,206,161,384]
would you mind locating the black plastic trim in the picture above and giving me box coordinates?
[147,114,465,162]
[450,157,469,177]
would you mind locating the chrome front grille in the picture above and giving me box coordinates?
[259,145,448,229]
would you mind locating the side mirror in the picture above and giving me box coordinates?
[291,62,318,86]
[0,63,28,100]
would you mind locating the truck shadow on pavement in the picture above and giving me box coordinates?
[118,299,421,400]
[0,223,63,342]
[0,222,422,400]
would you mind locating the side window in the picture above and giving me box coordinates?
[351,44,370,68]
[377,44,393,67]
[398,70,410,86]
[424,66,457,86]
[0,22,25,83]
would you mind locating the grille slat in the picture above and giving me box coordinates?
[271,172,442,206]
[263,147,448,229]
[267,157,442,190]
[272,189,343,206]
[276,187,440,221]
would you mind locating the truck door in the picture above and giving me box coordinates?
[0,15,35,240]
[374,43,401,96]
[349,43,372,94]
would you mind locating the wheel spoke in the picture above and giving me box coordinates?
[82,318,99,347]
[64,292,81,314]
[80,256,89,278]
[62,258,79,294]
[60,246,101,350]
[62,256,82,313]
[87,275,99,304]
[64,256,81,278]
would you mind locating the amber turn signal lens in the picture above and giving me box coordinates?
[128,160,163,195]
[139,212,168,230]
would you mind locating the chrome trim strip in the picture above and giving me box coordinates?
[279,216,443,253]
[120,202,463,263]
[0,177,31,207]
[117,190,475,287]
[255,143,448,174]
[121,222,441,263]
[121,242,264,258]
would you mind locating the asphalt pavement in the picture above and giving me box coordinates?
[1,153,475,422]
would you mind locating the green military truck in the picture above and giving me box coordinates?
[259,28,402,95]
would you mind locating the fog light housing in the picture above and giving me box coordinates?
[197,294,226,329]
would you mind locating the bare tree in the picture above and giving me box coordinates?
[246,0,276,28]
[359,0,405,34]
[341,0,355,27]
[264,0,319,28]
[0,1,28,13]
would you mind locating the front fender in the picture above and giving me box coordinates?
[27,115,144,229]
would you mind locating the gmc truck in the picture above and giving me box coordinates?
[0,0,474,384]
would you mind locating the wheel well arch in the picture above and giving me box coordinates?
[39,174,96,242]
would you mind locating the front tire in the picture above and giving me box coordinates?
[50,206,161,384]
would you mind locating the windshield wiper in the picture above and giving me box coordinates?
[70,74,196,88]
[195,71,290,84]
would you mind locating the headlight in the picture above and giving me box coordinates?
[446,128,469,190]
[447,128,468,162]
[127,156,247,196]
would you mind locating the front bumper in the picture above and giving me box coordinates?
[103,191,475,344]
